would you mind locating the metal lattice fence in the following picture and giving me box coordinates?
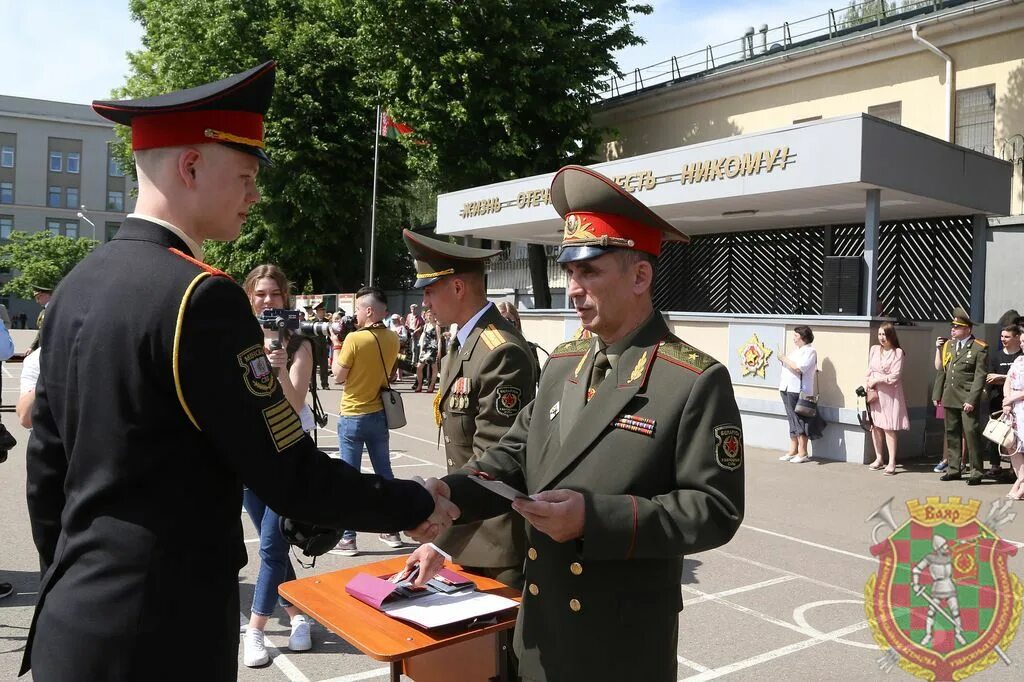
[653,217,973,321]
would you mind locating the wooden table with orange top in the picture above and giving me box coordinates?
[279,556,521,682]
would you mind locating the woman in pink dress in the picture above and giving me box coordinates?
[1001,354,1024,500]
[866,323,910,474]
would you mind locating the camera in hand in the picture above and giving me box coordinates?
[259,307,331,337]
[855,386,867,398]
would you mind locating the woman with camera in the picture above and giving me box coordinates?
[865,323,909,475]
[240,264,316,667]
[1001,352,1024,499]
[414,308,440,392]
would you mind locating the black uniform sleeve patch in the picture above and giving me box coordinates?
[263,399,305,452]
[495,385,523,418]
[238,345,276,397]
[714,424,743,471]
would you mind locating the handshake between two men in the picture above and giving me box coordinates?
[403,475,587,588]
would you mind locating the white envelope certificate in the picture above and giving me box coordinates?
[469,476,533,502]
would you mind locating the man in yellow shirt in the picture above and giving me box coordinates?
[332,286,401,555]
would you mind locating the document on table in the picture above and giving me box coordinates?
[380,589,518,629]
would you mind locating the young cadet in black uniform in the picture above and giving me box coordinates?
[22,62,456,681]
[401,230,536,589]
[413,166,745,682]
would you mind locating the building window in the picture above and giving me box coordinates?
[48,186,62,208]
[65,221,78,239]
[107,190,124,211]
[67,152,81,174]
[66,187,79,209]
[0,216,12,240]
[108,147,125,177]
[49,151,63,172]
[0,146,13,168]
[955,85,996,155]
[868,101,902,125]
[0,182,12,204]
[105,221,121,241]
[47,219,61,236]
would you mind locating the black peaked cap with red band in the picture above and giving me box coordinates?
[92,61,276,164]
[550,165,689,264]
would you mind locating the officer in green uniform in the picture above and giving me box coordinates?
[413,165,745,682]
[933,306,989,484]
[401,230,536,589]
[28,283,54,352]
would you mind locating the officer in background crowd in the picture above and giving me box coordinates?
[933,306,989,484]
[22,62,455,681]
[414,165,745,682]
[311,300,331,390]
[28,282,53,353]
[402,230,536,589]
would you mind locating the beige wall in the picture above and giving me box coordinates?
[601,28,1024,214]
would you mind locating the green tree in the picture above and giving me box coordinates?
[840,0,929,29]
[351,0,652,306]
[114,0,413,292]
[0,232,97,298]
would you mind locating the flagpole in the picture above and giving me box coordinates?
[368,104,382,286]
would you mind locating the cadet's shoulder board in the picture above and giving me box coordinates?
[168,247,233,279]
[657,340,716,374]
[551,338,591,358]
[480,324,508,351]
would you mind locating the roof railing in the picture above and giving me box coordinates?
[597,0,969,102]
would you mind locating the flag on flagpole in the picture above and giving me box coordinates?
[380,110,414,139]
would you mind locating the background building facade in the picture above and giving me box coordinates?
[0,95,136,322]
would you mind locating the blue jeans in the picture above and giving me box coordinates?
[338,409,393,540]
[243,488,295,617]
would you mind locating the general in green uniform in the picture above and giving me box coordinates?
[933,306,989,483]
[403,229,536,588]
[436,165,745,682]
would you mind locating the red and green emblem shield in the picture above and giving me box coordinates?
[865,497,1021,680]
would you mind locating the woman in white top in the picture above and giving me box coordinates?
[777,325,822,463]
[1002,354,1024,500]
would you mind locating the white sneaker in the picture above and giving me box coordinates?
[789,455,812,464]
[289,615,312,652]
[778,454,794,461]
[243,627,270,667]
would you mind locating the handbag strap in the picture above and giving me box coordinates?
[366,326,393,391]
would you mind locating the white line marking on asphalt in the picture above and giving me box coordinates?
[317,669,390,682]
[680,585,808,636]
[682,575,797,607]
[793,600,875,650]
[740,524,874,562]
[676,655,711,673]
[710,548,865,599]
[680,620,869,681]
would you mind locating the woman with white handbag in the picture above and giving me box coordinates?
[1001,354,1024,500]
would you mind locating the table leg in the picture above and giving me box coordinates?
[391,660,403,682]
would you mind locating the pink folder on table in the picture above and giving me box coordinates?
[346,573,400,609]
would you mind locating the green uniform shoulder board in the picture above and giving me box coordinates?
[552,338,591,357]
[657,340,716,374]
[974,338,988,348]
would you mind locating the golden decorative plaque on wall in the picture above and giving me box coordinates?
[738,333,773,379]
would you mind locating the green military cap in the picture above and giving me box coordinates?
[402,229,501,289]
[32,282,55,294]
[312,300,324,311]
[550,164,689,264]
[951,306,974,327]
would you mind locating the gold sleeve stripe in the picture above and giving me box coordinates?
[173,271,213,431]
[263,399,305,452]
